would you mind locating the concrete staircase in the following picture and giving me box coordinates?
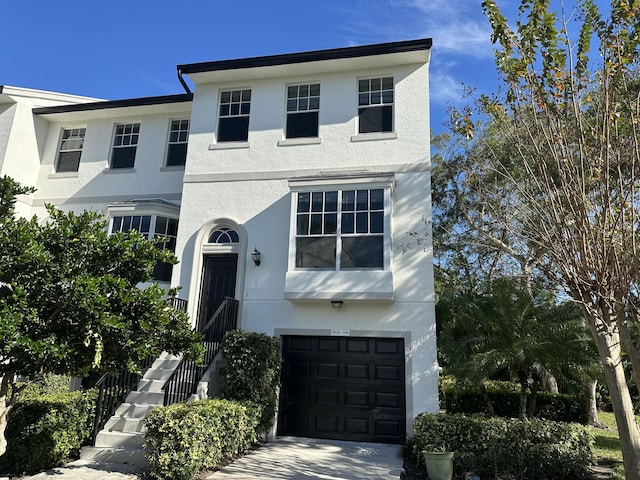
[80,352,181,466]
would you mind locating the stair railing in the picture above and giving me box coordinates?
[163,296,239,406]
[88,297,187,445]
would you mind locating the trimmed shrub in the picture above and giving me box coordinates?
[0,389,96,475]
[440,379,588,424]
[412,413,594,480]
[220,330,281,434]
[144,398,260,480]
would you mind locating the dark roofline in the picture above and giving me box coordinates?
[33,93,193,115]
[178,38,432,75]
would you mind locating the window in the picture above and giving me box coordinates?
[56,128,86,172]
[286,84,320,139]
[295,189,385,270]
[110,214,178,282]
[166,119,189,166]
[358,77,393,134]
[111,123,140,169]
[217,89,251,142]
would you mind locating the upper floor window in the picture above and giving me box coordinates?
[111,123,140,169]
[295,188,386,270]
[110,214,178,282]
[358,77,393,134]
[56,128,86,172]
[166,119,189,166]
[217,89,251,142]
[286,83,320,139]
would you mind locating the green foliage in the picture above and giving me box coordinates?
[220,330,281,434]
[412,413,594,480]
[144,399,260,480]
[0,174,203,386]
[441,379,589,424]
[0,389,96,475]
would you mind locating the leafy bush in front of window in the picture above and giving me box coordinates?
[0,389,96,475]
[220,330,281,434]
[144,399,260,480]
[412,413,594,480]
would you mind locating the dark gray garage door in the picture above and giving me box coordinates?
[277,335,406,444]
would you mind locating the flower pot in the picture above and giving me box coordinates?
[422,451,454,480]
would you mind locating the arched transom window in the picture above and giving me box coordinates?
[208,227,239,244]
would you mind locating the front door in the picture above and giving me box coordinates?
[197,254,237,332]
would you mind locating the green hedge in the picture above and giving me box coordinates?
[144,399,261,480]
[0,389,96,475]
[220,330,281,434]
[412,413,594,480]
[441,380,588,424]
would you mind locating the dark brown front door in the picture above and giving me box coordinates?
[278,335,406,444]
[197,254,237,332]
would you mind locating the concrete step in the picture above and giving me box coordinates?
[95,431,144,449]
[143,367,175,381]
[136,378,165,392]
[125,391,164,405]
[104,416,146,433]
[80,446,148,466]
[150,358,181,370]
[114,402,158,418]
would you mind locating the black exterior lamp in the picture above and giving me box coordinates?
[251,247,261,266]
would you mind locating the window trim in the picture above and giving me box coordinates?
[55,127,86,173]
[165,118,190,167]
[356,76,395,135]
[110,122,140,169]
[216,88,251,143]
[284,82,320,140]
[288,175,393,273]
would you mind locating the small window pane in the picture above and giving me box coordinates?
[324,213,337,234]
[325,191,338,212]
[297,214,309,235]
[370,211,384,233]
[112,217,123,232]
[221,91,231,103]
[287,86,298,98]
[311,192,324,212]
[156,216,167,234]
[310,214,323,234]
[297,192,310,212]
[356,212,368,233]
[358,79,369,92]
[341,237,383,269]
[342,213,354,234]
[168,219,179,236]
[342,191,355,211]
[370,189,384,210]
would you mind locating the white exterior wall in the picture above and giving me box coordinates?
[173,57,438,432]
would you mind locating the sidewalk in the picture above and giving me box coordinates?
[11,460,145,480]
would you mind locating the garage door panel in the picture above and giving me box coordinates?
[278,335,406,444]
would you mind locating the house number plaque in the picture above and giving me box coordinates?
[331,329,350,336]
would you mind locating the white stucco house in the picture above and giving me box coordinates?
[0,38,437,447]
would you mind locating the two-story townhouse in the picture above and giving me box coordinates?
[0,38,437,447]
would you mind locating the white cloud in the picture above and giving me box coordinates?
[429,70,463,105]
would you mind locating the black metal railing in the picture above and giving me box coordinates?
[163,296,239,406]
[88,297,188,445]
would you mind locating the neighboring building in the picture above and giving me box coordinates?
[0,38,437,444]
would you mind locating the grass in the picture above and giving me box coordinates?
[590,411,640,480]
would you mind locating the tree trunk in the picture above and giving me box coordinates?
[0,372,14,458]
[589,320,640,480]
[586,378,606,428]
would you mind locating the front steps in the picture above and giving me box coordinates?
[80,353,180,466]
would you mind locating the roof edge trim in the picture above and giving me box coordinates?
[33,93,193,115]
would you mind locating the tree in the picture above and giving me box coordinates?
[0,176,203,457]
[441,1,640,476]
[438,275,598,419]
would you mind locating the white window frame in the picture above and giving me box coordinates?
[216,88,251,143]
[165,118,189,167]
[357,76,394,134]
[285,83,320,139]
[55,127,86,173]
[110,122,140,169]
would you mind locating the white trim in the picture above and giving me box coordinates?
[208,141,250,150]
[350,132,398,142]
[277,137,322,147]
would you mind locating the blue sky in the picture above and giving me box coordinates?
[1,1,602,135]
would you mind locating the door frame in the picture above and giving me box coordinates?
[187,218,247,330]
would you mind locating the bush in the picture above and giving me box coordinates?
[220,330,281,434]
[412,413,594,480]
[0,389,96,475]
[144,398,260,480]
[440,379,588,424]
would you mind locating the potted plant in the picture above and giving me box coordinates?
[422,445,454,480]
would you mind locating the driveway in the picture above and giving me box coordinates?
[206,437,403,479]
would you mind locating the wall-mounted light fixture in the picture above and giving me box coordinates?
[251,247,261,266]
[330,300,344,309]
